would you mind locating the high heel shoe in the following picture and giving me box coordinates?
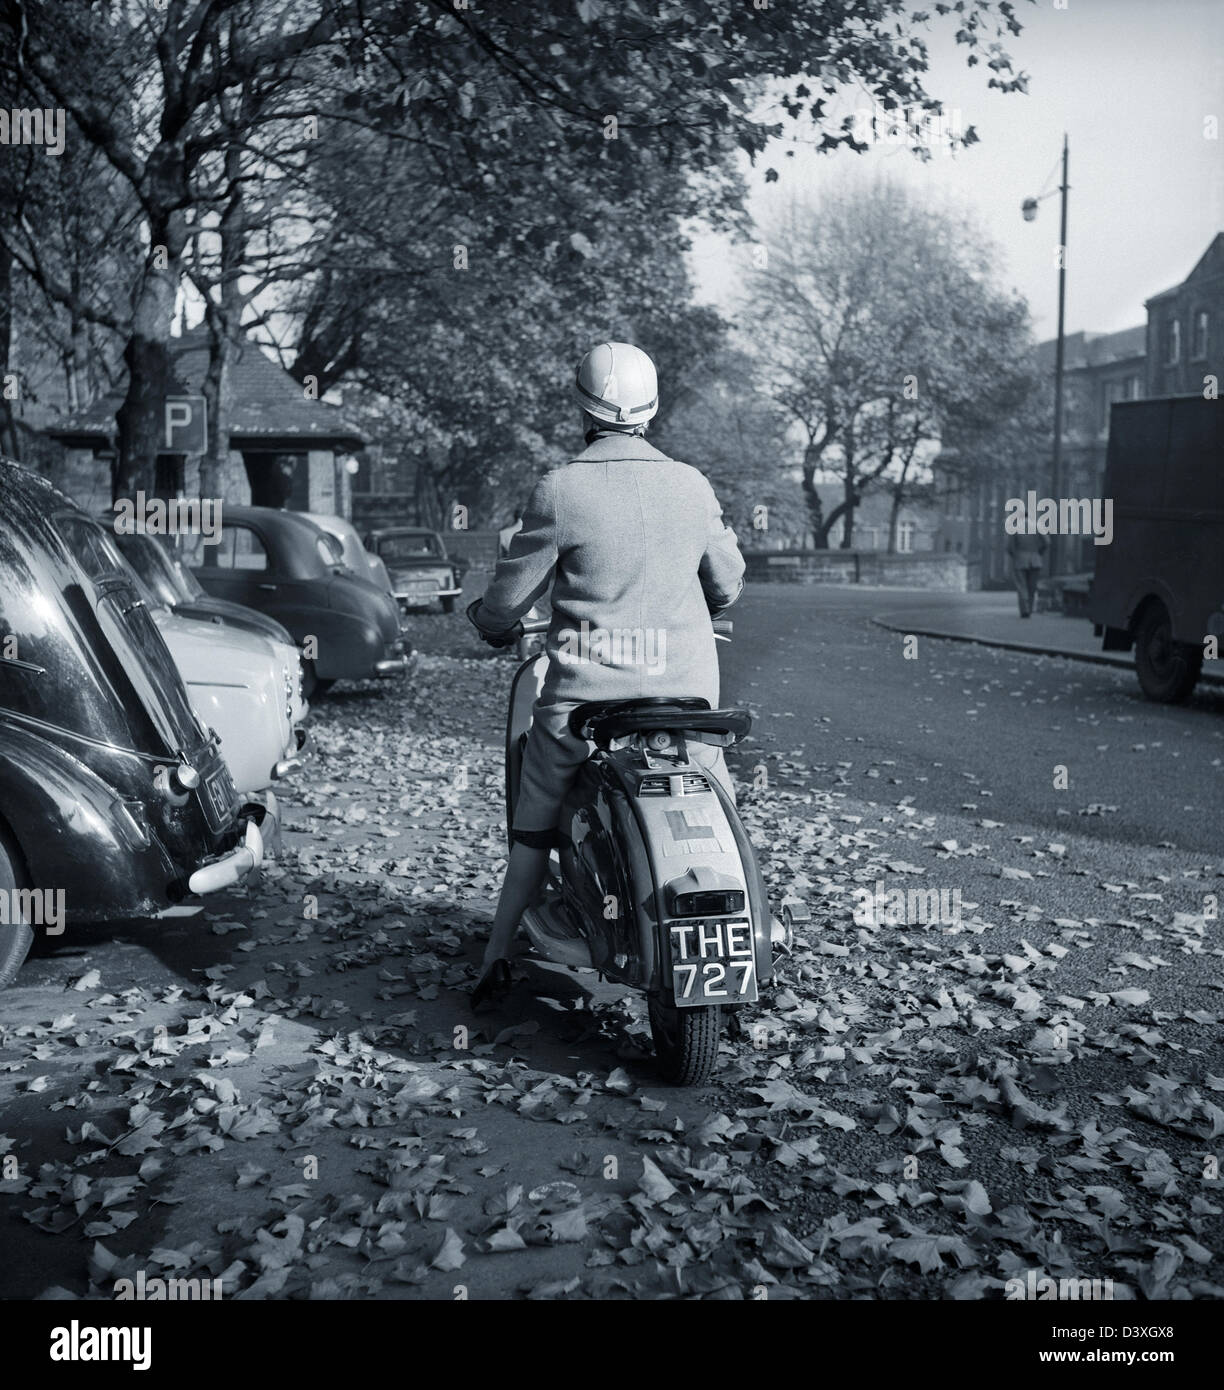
[470,958,513,1012]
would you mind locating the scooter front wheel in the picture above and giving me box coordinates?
[647,992,721,1086]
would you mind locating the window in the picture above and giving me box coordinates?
[199,525,269,571]
[897,520,915,553]
[1166,318,1181,365]
[1126,375,1141,400]
[1192,310,1208,361]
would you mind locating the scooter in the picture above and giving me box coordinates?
[504,617,788,1085]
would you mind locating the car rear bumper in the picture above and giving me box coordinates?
[187,818,263,895]
[394,585,461,602]
[375,654,413,679]
[273,724,311,779]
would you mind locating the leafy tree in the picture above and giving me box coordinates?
[745,180,1034,549]
[0,0,1033,499]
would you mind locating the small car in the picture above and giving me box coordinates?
[301,512,396,598]
[0,461,265,990]
[184,506,412,698]
[79,516,306,805]
[106,526,308,730]
[363,526,465,614]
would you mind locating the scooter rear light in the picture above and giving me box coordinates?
[672,890,745,917]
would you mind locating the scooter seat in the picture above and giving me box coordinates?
[569,696,752,748]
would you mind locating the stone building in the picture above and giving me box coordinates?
[40,327,364,515]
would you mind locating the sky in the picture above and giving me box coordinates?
[690,0,1224,343]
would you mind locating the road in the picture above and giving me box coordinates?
[724,585,1224,857]
[1,583,1220,1301]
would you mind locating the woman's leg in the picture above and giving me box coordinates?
[479,841,550,973]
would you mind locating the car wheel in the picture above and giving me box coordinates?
[1134,602,1202,703]
[441,596,456,614]
[0,826,34,991]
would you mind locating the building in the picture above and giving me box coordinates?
[1144,232,1224,398]
[38,327,364,515]
[941,232,1222,588]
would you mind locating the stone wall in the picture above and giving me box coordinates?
[744,549,976,591]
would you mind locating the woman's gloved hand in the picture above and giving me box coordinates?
[466,597,522,649]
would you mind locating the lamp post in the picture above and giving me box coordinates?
[1023,133,1070,579]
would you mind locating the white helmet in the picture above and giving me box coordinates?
[575,341,658,426]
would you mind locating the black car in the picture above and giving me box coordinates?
[363,526,466,614]
[109,525,297,646]
[0,461,265,990]
[184,506,412,697]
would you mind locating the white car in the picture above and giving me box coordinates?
[153,610,306,798]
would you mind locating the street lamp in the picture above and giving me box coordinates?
[1022,134,1070,579]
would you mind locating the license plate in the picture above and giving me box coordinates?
[199,763,236,830]
[669,919,758,1006]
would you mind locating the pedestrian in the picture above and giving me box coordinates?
[1006,529,1046,618]
[465,341,746,1009]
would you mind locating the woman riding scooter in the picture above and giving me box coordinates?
[466,341,746,1009]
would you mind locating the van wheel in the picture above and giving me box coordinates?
[1135,603,1202,703]
[0,829,34,991]
[648,993,720,1086]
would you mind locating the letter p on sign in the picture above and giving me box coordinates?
[164,396,208,452]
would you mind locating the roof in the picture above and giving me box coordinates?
[1035,325,1146,372]
[1145,232,1224,306]
[44,327,365,450]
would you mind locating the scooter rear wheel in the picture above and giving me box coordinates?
[648,993,721,1086]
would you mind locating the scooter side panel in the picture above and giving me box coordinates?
[559,765,655,987]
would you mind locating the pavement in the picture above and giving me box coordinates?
[871,589,1224,683]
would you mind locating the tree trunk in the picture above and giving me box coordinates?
[887,487,903,553]
[201,141,246,501]
[0,240,19,460]
[200,330,233,501]
[115,209,182,502]
[801,440,827,549]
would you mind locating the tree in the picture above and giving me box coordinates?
[745,180,1035,548]
[0,0,1033,500]
[651,345,801,545]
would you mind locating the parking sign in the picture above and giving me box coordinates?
[164,396,208,452]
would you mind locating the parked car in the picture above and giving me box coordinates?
[301,511,396,597]
[78,518,306,805]
[363,526,465,614]
[0,461,265,990]
[1088,395,1224,702]
[106,526,308,730]
[183,506,412,698]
